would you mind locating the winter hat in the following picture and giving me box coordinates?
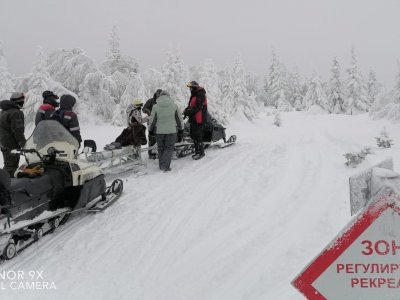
[133,98,143,107]
[60,94,76,110]
[42,90,59,100]
[42,90,59,107]
[10,92,25,107]
[154,89,163,98]
[186,81,199,88]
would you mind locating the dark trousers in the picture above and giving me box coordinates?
[148,134,157,156]
[156,133,177,170]
[1,149,20,178]
[190,123,204,155]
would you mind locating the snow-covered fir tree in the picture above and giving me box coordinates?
[286,66,302,108]
[219,65,233,120]
[23,46,79,124]
[393,62,400,104]
[47,48,98,95]
[366,69,381,107]
[327,57,345,113]
[276,89,292,112]
[199,59,225,122]
[161,46,189,108]
[0,41,14,99]
[372,64,400,121]
[116,73,147,125]
[24,46,53,123]
[225,54,258,120]
[142,68,163,100]
[303,71,329,112]
[345,48,368,114]
[80,70,114,122]
[101,25,139,76]
[267,50,288,109]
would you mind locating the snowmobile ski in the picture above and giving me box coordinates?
[86,179,123,212]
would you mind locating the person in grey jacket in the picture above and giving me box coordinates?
[148,91,183,172]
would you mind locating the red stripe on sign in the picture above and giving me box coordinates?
[292,193,396,299]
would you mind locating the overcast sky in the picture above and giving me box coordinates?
[1,0,399,86]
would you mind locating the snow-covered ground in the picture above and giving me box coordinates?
[1,112,399,300]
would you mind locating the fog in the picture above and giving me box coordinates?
[1,0,399,86]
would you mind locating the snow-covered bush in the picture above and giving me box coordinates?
[274,110,281,127]
[343,147,372,168]
[375,127,394,148]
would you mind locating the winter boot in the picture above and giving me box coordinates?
[192,143,199,158]
[192,143,205,160]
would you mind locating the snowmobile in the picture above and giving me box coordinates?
[0,120,123,260]
[174,113,237,158]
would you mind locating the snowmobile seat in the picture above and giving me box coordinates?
[6,173,58,220]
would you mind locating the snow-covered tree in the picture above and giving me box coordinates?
[142,68,163,100]
[267,50,288,108]
[276,89,292,112]
[393,62,400,104]
[24,46,52,123]
[115,74,147,125]
[303,71,329,112]
[101,25,139,76]
[286,66,303,110]
[371,65,400,121]
[345,48,368,114]
[47,48,98,95]
[327,57,345,113]
[225,54,259,120]
[366,69,381,107]
[199,59,225,122]
[219,65,233,120]
[0,41,14,99]
[161,46,189,108]
[23,46,79,124]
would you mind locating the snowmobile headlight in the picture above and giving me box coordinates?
[71,163,80,172]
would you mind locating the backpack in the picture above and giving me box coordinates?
[50,109,66,124]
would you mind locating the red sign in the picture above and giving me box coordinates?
[292,191,400,299]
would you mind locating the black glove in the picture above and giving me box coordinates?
[177,129,184,142]
[183,107,192,117]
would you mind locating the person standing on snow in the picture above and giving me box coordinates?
[183,81,208,160]
[143,89,162,159]
[0,92,26,177]
[148,90,183,172]
[53,94,82,146]
[35,90,59,125]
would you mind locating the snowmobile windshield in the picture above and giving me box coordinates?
[24,120,80,159]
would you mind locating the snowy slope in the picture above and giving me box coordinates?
[1,112,399,300]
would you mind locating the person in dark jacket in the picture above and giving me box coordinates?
[35,90,59,125]
[54,95,82,146]
[143,89,162,159]
[0,92,26,177]
[183,81,208,160]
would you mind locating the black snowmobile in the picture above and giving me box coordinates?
[174,113,237,158]
[0,120,123,260]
